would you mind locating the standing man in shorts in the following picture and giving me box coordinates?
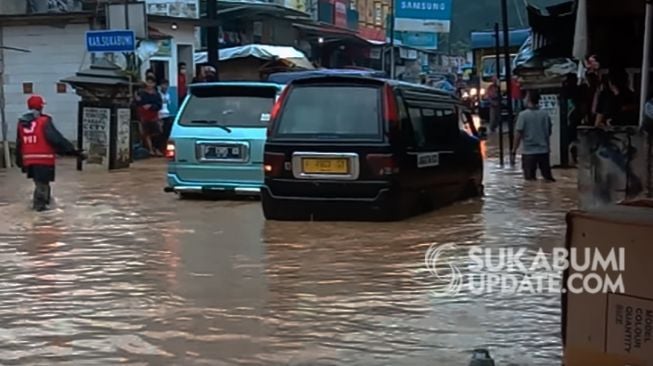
[135,76,163,156]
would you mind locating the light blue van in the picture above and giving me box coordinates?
[165,82,284,197]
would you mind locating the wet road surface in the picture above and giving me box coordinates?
[0,148,577,365]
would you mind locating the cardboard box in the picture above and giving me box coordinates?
[563,205,653,366]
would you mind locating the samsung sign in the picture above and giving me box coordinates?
[394,0,452,33]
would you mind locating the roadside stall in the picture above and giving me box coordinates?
[513,1,577,168]
[194,44,315,81]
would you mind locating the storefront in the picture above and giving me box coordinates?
[146,17,198,115]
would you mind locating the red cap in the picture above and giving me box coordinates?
[27,95,45,110]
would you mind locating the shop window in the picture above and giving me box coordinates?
[22,82,33,94]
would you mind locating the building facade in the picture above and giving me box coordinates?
[0,0,199,141]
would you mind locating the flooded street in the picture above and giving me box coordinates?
[0,148,577,365]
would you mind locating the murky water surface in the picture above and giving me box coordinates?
[0,145,577,365]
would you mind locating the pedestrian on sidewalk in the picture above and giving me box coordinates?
[158,79,173,150]
[15,95,84,211]
[510,75,522,113]
[487,77,501,133]
[178,62,188,105]
[135,76,163,156]
[512,91,556,182]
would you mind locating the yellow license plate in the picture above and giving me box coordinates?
[302,158,349,174]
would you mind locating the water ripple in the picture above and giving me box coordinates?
[0,150,576,365]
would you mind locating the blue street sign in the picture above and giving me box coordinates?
[86,30,136,53]
[395,0,453,20]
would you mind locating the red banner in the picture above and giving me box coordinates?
[334,0,347,28]
[359,26,385,42]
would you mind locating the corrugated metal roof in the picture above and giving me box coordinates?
[470,28,531,50]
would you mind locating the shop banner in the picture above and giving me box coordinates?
[395,31,438,48]
[284,0,307,12]
[394,0,452,33]
[145,0,199,18]
[335,0,348,28]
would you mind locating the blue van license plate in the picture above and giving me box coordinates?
[203,145,241,159]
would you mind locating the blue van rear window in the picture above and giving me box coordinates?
[179,86,277,127]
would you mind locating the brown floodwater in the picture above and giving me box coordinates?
[0,145,577,365]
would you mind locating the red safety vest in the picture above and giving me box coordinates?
[18,115,56,167]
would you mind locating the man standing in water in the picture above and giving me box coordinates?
[15,95,83,211]
[512,91,555,182]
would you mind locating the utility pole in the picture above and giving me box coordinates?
[0,27,9,169]
[501,0,515,161]
[389,0,396,79]
[206,0,219,78]
[124,0,133,102]
[494,23,504,166]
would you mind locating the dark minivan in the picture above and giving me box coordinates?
[262,76,484,220]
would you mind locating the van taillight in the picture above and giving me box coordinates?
[366,153,399,176]
[264,152,285,177]
[383,85,400,140]
[165,140,176,161]
[268,86,291,138]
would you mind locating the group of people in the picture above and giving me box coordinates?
[565,56,638,133]
[484,75,523,134]
[510,55,640,183]
[133,63,190,157]
[134,62,222,156]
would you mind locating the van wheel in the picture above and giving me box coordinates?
[462,180,484,199]
[378,195,412,221]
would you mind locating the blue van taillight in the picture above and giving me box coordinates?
[165,140,176,161]
[264,152,285,177]
[366,153,399,176]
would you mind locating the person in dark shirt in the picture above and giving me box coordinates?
[607,71,638,126]
[594,75,615,127]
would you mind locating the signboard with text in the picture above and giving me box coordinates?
[86,30,135,53]
[394,0,452,33]
[146,0,198,18]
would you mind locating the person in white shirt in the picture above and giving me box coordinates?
[158,79,172,150]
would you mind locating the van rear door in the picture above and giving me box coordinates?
[171,84,278,184]
[266,80,394,199]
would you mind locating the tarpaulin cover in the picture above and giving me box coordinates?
[266,69,387,84]
[195,44,314,70]
[470,28,530,50]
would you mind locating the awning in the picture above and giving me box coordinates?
[195,44,314,70]
[199,0,311,22]
[148,26,173,40]
[470,28,531,50]
[293,22,372,45]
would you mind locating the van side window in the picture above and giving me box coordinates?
[420,107,460,147]
[396,94,415,148]
[408,107,426,148]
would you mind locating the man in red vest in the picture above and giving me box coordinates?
[15,95,82,211]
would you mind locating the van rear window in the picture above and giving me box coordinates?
[275,85,381,139]
[179,86,277,127]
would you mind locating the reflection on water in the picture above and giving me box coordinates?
[0,151,576,365]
